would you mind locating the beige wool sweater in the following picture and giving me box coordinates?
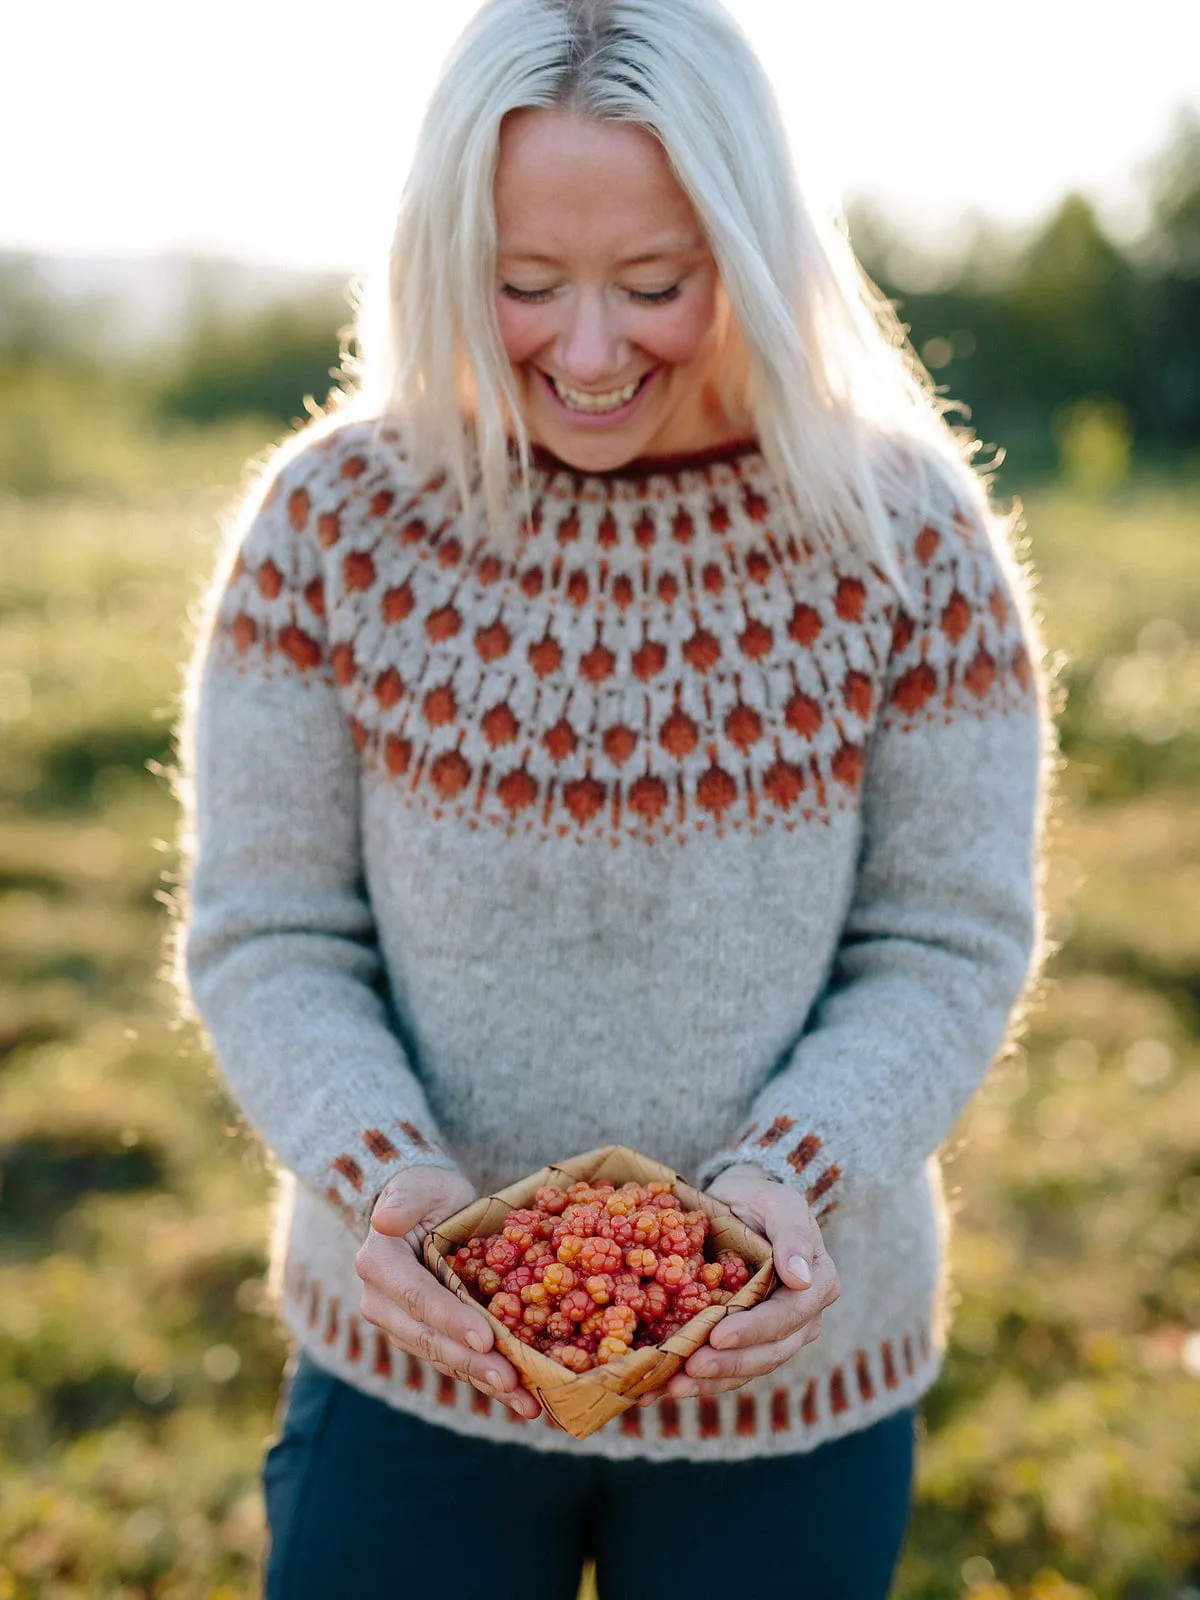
[176,416,1052,1461]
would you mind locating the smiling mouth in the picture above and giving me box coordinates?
[544,371,652,414]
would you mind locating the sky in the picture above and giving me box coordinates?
[7,0,1198,273]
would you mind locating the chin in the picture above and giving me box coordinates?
[536,430,650,472]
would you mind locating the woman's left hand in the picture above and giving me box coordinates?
[636,1162,841,1406]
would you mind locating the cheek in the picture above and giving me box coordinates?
[639,285,720,367]
[494,298,549,367]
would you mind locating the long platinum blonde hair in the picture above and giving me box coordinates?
[329,0,1007,591]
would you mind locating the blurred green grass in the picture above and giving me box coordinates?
[1,422,1198,1598]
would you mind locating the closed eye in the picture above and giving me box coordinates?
[499,283,683,305]
[628,285,682,305]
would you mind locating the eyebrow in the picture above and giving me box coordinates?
[497,240,706,268]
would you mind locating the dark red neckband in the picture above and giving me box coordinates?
[522,436,761,480]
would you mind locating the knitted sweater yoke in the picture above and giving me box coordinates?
[179,418,1049,1461]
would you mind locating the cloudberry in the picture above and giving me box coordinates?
[476,1266,502,1298]
[657,1209,686,1231]
[612,1278,647,1315]
[501,1216,537,1251]
[625,1247,657,1277]
[545,1311,574,1342]
[523,1241,552,1266]
[642,1282,669,1320]
[652,1191,677,1210]
[658,1226,690,1256]
[700,1262,724,1291]
[559,1288,595,1323]
[719,1252,751,1291]
[489,1292,522,1328]
[580,1308,606,1338]
[556,1235,586,1266]
[485,1237,522,1273]
[455,1255,484,1285]
[604,1193,635,1217]
[563,1203,602,1235]
[646,1181,672,1198]
[595,1214,635,1247]
[549,1343,593,1373]
[573,1332,600,1355]
[520,1282,550,1307]
[511,1322,539,1345]
[522,1302,550,1329]
[631,1210,661,1246]
[584,1273,615,1305]
[565,1182,594,1202]
[655,1254,689,1290]
[597,1336,632,1364]
[601,1304,638,1342]
[535,1186,569,1214]
[675,1281,713,1318]
[501,1266,534,1296]
[579,1237,622,1276]
[711,1288,734,1305]
[540,1262,577,1297]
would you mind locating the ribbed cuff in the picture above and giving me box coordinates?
[696,1116,843,1224]
[321,1119,460,1236]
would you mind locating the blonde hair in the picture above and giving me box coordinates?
[335,0,1007,593]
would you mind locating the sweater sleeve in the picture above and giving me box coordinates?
[695,493,1054,1220]
[176,436,459,1238]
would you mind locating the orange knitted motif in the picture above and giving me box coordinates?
[281,1263,932,1450]
[213,431,1034,850]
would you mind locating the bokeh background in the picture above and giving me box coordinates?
[2,3,1199,1596]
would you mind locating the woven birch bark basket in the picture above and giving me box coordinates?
[424,1144,777,1440]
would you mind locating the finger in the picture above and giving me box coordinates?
[712,1173,822,1293]
[681,1325,812,1389]
[709,1257,839,1351]
[361,1296,526,1401]
[419,1344,537,1420]
[669,1325,822,1399]
[357,1237,496,1355]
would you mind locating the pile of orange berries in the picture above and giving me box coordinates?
[451,1179,753,1373]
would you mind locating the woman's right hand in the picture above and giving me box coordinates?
[355,1167,541,1419]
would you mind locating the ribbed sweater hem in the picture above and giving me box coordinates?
[279,1260,941,1463]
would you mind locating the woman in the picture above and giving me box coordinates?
[171,0,1055,1594]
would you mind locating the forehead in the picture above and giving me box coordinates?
[494,108,706,258]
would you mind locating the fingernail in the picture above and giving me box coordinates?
[485,1366,509,1388]
[788,1254,812,1286]
[466,1330,488,1353]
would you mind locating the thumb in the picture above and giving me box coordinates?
[369,1197,420,1237]
[368,1171,436,1236]
[369,1167,472,1237]
[776,1240,813,1291]
[764,1200,814,1291]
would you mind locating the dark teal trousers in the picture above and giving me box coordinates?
[263,1352,916,1598]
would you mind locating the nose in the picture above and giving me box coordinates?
[557,289,626,387]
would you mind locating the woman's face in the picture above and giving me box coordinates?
[493,107,745,472]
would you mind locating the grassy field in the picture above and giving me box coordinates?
[1,419,1198,1598]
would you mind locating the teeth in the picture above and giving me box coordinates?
[550,375,642,413]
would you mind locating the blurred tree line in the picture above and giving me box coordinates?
[849,107,1200,484]
[1,107,1198,491]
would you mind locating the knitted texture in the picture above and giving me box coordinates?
[177,416,1050,1460]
